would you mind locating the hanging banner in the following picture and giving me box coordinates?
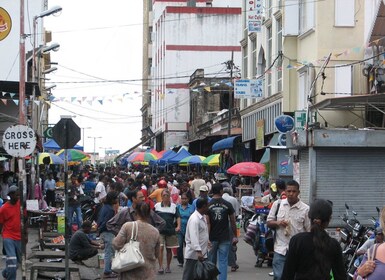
[247,0,263,32]
[235,79,263,99]
[256,119,265,150]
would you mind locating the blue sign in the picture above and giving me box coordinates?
[274,115,295,133]
[278,133,287,146]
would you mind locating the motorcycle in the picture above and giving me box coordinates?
[241,205,255,232]
[80,195,98,223]
[339,203,376,279]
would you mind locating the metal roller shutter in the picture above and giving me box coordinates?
[315,148,385,227]
[299,150,310,205]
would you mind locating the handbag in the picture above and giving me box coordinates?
[111,221,145,273]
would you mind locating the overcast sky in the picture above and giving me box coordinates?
[44,0,143,156]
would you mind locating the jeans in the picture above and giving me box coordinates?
[68,205,82,231]
[177,232,185,265]
[2,238,21,280]
[272,252,286,280]
[101,232,115,274]
[208,240,230,280]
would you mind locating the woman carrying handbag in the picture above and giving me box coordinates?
[112,202,160,280]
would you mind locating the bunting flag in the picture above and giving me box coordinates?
[13,100,19,105]
[204,86,211,92]
[34,100,40,106]
[1,99,7,105]
[10,93,15,98]
[71,97,76,103]
[98,99,103,105]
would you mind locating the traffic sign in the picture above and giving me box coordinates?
[2,125,36,157]
[44,127,53,138]
[52,118,81,149]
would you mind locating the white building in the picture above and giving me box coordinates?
[143,0,243,150]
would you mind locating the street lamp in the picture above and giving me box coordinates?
[88,136,102,165]
[100,146,112,166]
[81,127,91,150]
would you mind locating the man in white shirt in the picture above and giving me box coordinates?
[191,174,206,198]
[44,173,56,207]
[94,176,108,204]
[182,198,209,280]
[267,180,310,280]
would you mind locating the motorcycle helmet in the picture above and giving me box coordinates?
[157,179,167,188]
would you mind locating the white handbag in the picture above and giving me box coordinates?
[112,221,145,273]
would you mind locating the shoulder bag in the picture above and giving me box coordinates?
[111,221,145,273]
[265,200,281,252]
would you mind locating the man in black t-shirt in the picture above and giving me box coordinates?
[207,183,238,280]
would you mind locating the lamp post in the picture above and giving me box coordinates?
[88,136,102,165]
[81,127,91,150]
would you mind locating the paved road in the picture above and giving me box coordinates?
[6,228,273,279]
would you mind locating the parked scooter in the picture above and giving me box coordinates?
[80,195,98,223]
[339,203,375,279]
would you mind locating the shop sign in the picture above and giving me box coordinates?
[0,8,12,41]
[274,115,295,133]
[235,79,263,99]
[255,119,265,150]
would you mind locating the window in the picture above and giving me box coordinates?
[298,68,308,110]
[335,0,355,26]
[266,25,272,97]
[242,44,248,78]
[266,0,272,18]
[276,18,282,93]
[299,0,315,34]
[335,66,352,97]
[251,38,257,103]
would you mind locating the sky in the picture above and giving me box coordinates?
[44,0,144,157]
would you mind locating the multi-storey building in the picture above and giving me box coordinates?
[241,0,385,225]
[142,0,242,150]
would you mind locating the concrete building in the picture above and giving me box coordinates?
[141,0,242,150]
[241,0,385,225]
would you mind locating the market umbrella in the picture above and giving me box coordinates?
[202,154,220,166]
[127,152,158,164]
[227,162,266,177]
[179,155,206,165]
[38,152,64,165]
[56,149,90,161]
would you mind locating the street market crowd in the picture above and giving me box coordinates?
[0,164,384,280]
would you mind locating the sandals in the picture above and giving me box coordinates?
[165,267,172,273]
[158,268,164,274]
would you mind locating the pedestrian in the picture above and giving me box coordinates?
[355,206,385,280]
[97,191,119,279]
[191,173,206,198]
[68,174,83,233]
[266,180,311,280]
[222,186,240,272]
[113,202,160,280]
[182,198,209,280]
[154,188,181,274]
[192,185,211,210]
[44,172,56,207]
[94,175,108,204]
[69,221,102,265]
[207,183,238,280]
[107,189,165,234]
[0,186,23,280]
[179,181,195,204]
[282,199,346,280]
[176,192,194,267]
[149,179,168,203]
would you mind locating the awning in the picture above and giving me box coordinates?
[260,148,270,164]
[212,135,241,152]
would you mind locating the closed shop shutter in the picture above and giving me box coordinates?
[315,148,385,227]
[299,150,310,205]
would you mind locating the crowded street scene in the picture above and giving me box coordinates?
[1,0,385,279]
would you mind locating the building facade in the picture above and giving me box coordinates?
[142,0,242,150]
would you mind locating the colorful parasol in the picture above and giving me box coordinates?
[227,162,266,177]
[179,155,206,165]
[201,154,220,166]
[38,152,64,165]
[56,149,90,162]
[127,152,158,164]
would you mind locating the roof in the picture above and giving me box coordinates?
[0,81,41,96]
[310,94,385,111]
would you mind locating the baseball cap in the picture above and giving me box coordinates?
[270,183,277,192]
[8,185,18,195]
[199,185,209,192]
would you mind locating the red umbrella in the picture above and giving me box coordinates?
[227,162,266,177]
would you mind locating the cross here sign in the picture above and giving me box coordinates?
[2,125,36,157]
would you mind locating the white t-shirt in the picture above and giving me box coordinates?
[94,181,107,203]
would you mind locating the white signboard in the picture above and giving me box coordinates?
[235,79,264,99]
[2,125,36,157]
[247,0,263,32]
